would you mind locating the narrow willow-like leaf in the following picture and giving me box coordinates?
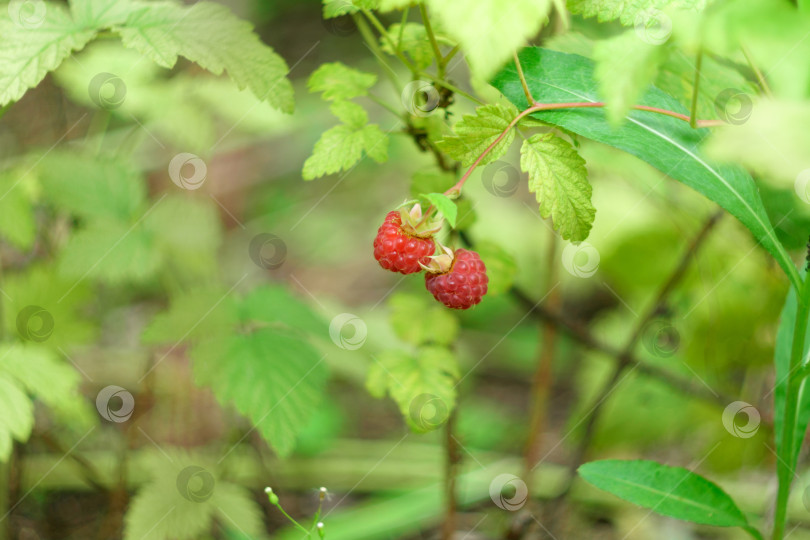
[579,460,762,539]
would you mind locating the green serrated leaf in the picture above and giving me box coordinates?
[0,375,34,461]
[58,220,161,284]
[323,0,380,18]
[492,47,796,282]
[308,62,377,101]
[330,100,368,127]
[366,346,458,433]
[579,460,761,539]
[141,288,237,345]
[303,120,389,180]
[423,193,457,228]
[426,0,551,78]
[192,329,327,457]
[594,31,667,125]
[0,2,96,106]
[114,1,294,113]
[436,104,518,167]
[70,0,137,27]
[38,152,147,222]
[2,263,96,349]
[389,293,458,346]
[238,285,327,336]
[567,0,705,26]
[474,241,517,296]
[124,451,264,540]
[520,133,594,241]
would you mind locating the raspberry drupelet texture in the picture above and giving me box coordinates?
[373,211,436,274]
[425,249,488,309]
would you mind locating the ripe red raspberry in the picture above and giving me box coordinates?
[425,249,488,309]
[374,211,436,274]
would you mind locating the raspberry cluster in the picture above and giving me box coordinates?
[373,205,488,310]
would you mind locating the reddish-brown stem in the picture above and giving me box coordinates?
[443,101,726,197]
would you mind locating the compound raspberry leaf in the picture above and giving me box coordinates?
[124,451,264,540]
[520,133,595,242]
[192,329,327,457]
[309,62,377,101]
[303,101,389,180]
[366,346,459,433]
[436,104,518,167]
[388,293,459,347]
[0,2,96,106]
[114,1,294,113]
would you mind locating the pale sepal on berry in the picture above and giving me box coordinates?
[398,202,444,238]
[420,244,454,274]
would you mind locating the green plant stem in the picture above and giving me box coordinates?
[772,274,810,539]
[396,7,408,53]
[689,49,703,129]
[524,235,559,479]
[741,46,772,97]
[353,14,402,91]
[367,93,404,118]
[514,51,535,105]
[441,411,460,540]
[0,103,10,122]
[443,45,460,64]
[420,4,445,78]
[362,9,417,75]
[444,101,724,197]
[417,73,482,105]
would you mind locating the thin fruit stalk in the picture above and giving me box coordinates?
[773,278,810,540]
